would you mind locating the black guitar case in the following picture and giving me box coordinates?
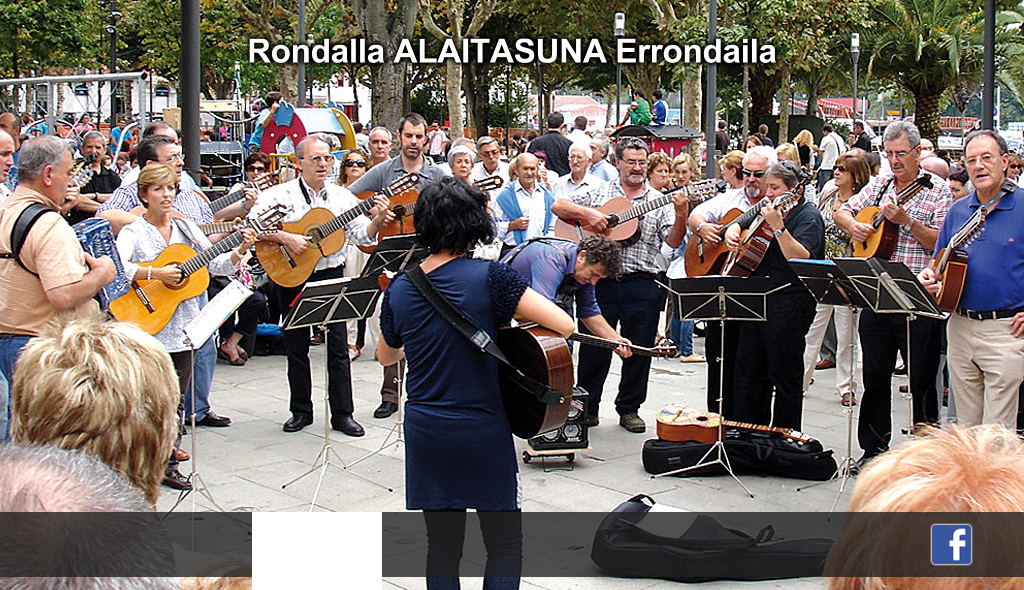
[642,429,837,481]
[591,494,834,582]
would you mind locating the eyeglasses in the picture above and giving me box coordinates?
[883,148,917,160]
[741,168,767,178]
[622,159,647,168]
[247,165,266,172]
[1010,164,1022,170]
[343,159,367,167]
[834,165,847,172]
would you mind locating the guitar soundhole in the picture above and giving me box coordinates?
[697,416,709,423]
[393,205,407,217]
[168,276,188,291]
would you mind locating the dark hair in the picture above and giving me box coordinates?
[632,88,645,99]
[579,235,622,276]
[244,151,270,169]
[547,112,564,130]
[136,135,176,168]
[823,124,833,133]
[399,113,428,135]
[615,136,649,160]
[414,177,495,255]
[142,121,175,139]
[653,90,663,100]
[963,129,1008,155]
[352,122,363,134]
[264,91,283,106]
[949,168,969,185]
[574,115,587,130]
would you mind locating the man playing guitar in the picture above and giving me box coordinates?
[920,130,1024,429]
[833,121,952,472]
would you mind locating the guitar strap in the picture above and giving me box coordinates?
[405,265,563,407]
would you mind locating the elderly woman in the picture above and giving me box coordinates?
[646,151,673,192]
[448,145,475,183]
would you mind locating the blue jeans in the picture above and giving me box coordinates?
[0,334,32,442]
[185,336,216,421]
[670,317,694,356]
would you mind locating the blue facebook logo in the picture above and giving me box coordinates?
[931,524,972,565]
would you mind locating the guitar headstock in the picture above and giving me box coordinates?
[474,175,504,191]
[388,172,420,195]
[649,344,679,357]
[71,154,97,187]
[686,178,723,201]
[251,170,281,192]
[249,204,289,234]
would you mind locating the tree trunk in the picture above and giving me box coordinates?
[748,72,778,130]
[604,85,616,129]
[369,61,408,133]
[464,61,490,138]
[806,76,819,120]
[351,0,417,133]
[911,88,943,146]
[682,65,701,158]
[778,66,791,143]
[445,60,463,138]
[277,64,299,103]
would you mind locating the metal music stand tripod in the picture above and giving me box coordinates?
[788,259,870,505]
[280,274,391,508]
[347,234,428,469]
[652,275,778,499]
[834,257,944,443]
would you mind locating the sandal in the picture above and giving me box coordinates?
[217,346,246,366]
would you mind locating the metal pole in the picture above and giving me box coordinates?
[297,0,306,108]
[704,0,718,179]
[851,34,860,126]
[181,0,201,184]
[109,0,118,128]
[614,13,624,125]
[982,0,995,129]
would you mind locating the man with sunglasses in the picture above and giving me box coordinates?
[551,137,691,432]
[349,113,447,420]
[833,120,952,473]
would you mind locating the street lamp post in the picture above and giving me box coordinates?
[614,12,624,125]
[851,33,860,125]
[297,0,306,107]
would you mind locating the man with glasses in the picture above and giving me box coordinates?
[834,120,952,473]
[255,134,392,435]
[550,142,601,200]
[470,136,509,197]
[551,136,691,432]
[919,130,1024,429]
[349,113,446,420]
[68,131,123,226]
[688,145,777,416]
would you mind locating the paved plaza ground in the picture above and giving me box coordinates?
[158,328,918,589]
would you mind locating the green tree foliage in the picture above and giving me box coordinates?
[0,0,103,78]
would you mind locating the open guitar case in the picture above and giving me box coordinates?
[591,494,834,582]
[642,428,837,481]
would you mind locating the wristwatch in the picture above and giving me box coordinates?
[902,218,915,231]
[773,227,786,238]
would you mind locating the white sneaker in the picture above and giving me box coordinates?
[679,353,705,363]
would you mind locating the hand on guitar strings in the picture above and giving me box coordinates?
[152,263,183,286]
[238,227,258,252]
[241,186,258,212]
[762,199,784,232]
[367,193,391,219]
[613,336,633,359]
[697,222,723,245]
[881,202,911,226]
[583,209,610,232]
[724,224,742,252]
[279,232,312,255]
[917,267,941,296]
[847,219,875,243]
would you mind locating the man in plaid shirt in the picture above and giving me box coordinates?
[550,137,690,433]
[834,120,952,472]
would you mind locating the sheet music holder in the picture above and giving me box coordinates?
[787,259,870,308]
[283,274,382,331]
[670,276,778,323]
[832,258,944,319]
[360,234,428,278]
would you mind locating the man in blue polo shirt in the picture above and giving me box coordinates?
[502,235,632,375]
[921,129,1024,429]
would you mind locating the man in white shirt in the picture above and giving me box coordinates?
[551,142,602,200]
[493,153,556,249]
[817,124,845,192]
[255,134,392,436]
[589,137,618,182]
[470,136,510,188]
[567,116,590,143]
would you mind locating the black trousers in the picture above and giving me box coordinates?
[276,266,354,422]
[731,291,816,430]
[578,276,664,417]
[705,320,741,416]
[168,350,194,469]
[423,509,522,584]
[857,310,942,456]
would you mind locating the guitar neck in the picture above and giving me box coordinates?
[198,221,237,235]
[317,197,375,239]
[614,180,718,225]
[178,232,243,278]
[569,332,662,356]
[208,184,249,213]
[721,417,802,441]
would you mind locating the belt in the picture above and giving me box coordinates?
[956,308,1024,321]
[613,272,656,283]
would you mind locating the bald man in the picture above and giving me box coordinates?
[493,152,556,250]
[920,156,950,180]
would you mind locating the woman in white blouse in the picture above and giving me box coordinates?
[116,163,255,489]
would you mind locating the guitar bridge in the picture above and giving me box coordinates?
[279,245,297,268]
[131,280,156,313]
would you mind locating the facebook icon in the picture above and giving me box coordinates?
[931,524,972,565]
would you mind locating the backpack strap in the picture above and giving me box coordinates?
[0,203,58,277]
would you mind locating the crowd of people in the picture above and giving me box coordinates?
[3,90,1024,589]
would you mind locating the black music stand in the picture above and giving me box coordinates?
[834,257,944,449]
[360,234,428,278]
[655,276,781,498]
[280,274,391,509]
[787,259,870,505]
[347,234,428,469]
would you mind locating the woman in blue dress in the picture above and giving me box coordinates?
[377,177,573,590]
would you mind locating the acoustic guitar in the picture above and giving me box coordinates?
[497,324,574,439]
[569,332,677,357]
[554,179,722,245]
[207,171,280,215]
[256,173,419,287]
[685,179,807,277]
[933,206,986,312]
[655,404,811,444]
[108,205,286,335]
[718,179,810,277]
[852,175,932,259]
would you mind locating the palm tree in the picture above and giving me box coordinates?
[864,0,1022,142]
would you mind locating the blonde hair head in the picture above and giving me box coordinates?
[11,314,179,505]
[138,163,179,206]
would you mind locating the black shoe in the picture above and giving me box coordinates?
[585,414,600,427]
[195,411,232,427]
[332,415,365,437]
[162,467,193,491]
[373,401,398,419]
[283,414,313,433]
[849,454,876,477]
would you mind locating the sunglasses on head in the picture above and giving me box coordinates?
[343,159,367,167]
[741,168,767,178]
